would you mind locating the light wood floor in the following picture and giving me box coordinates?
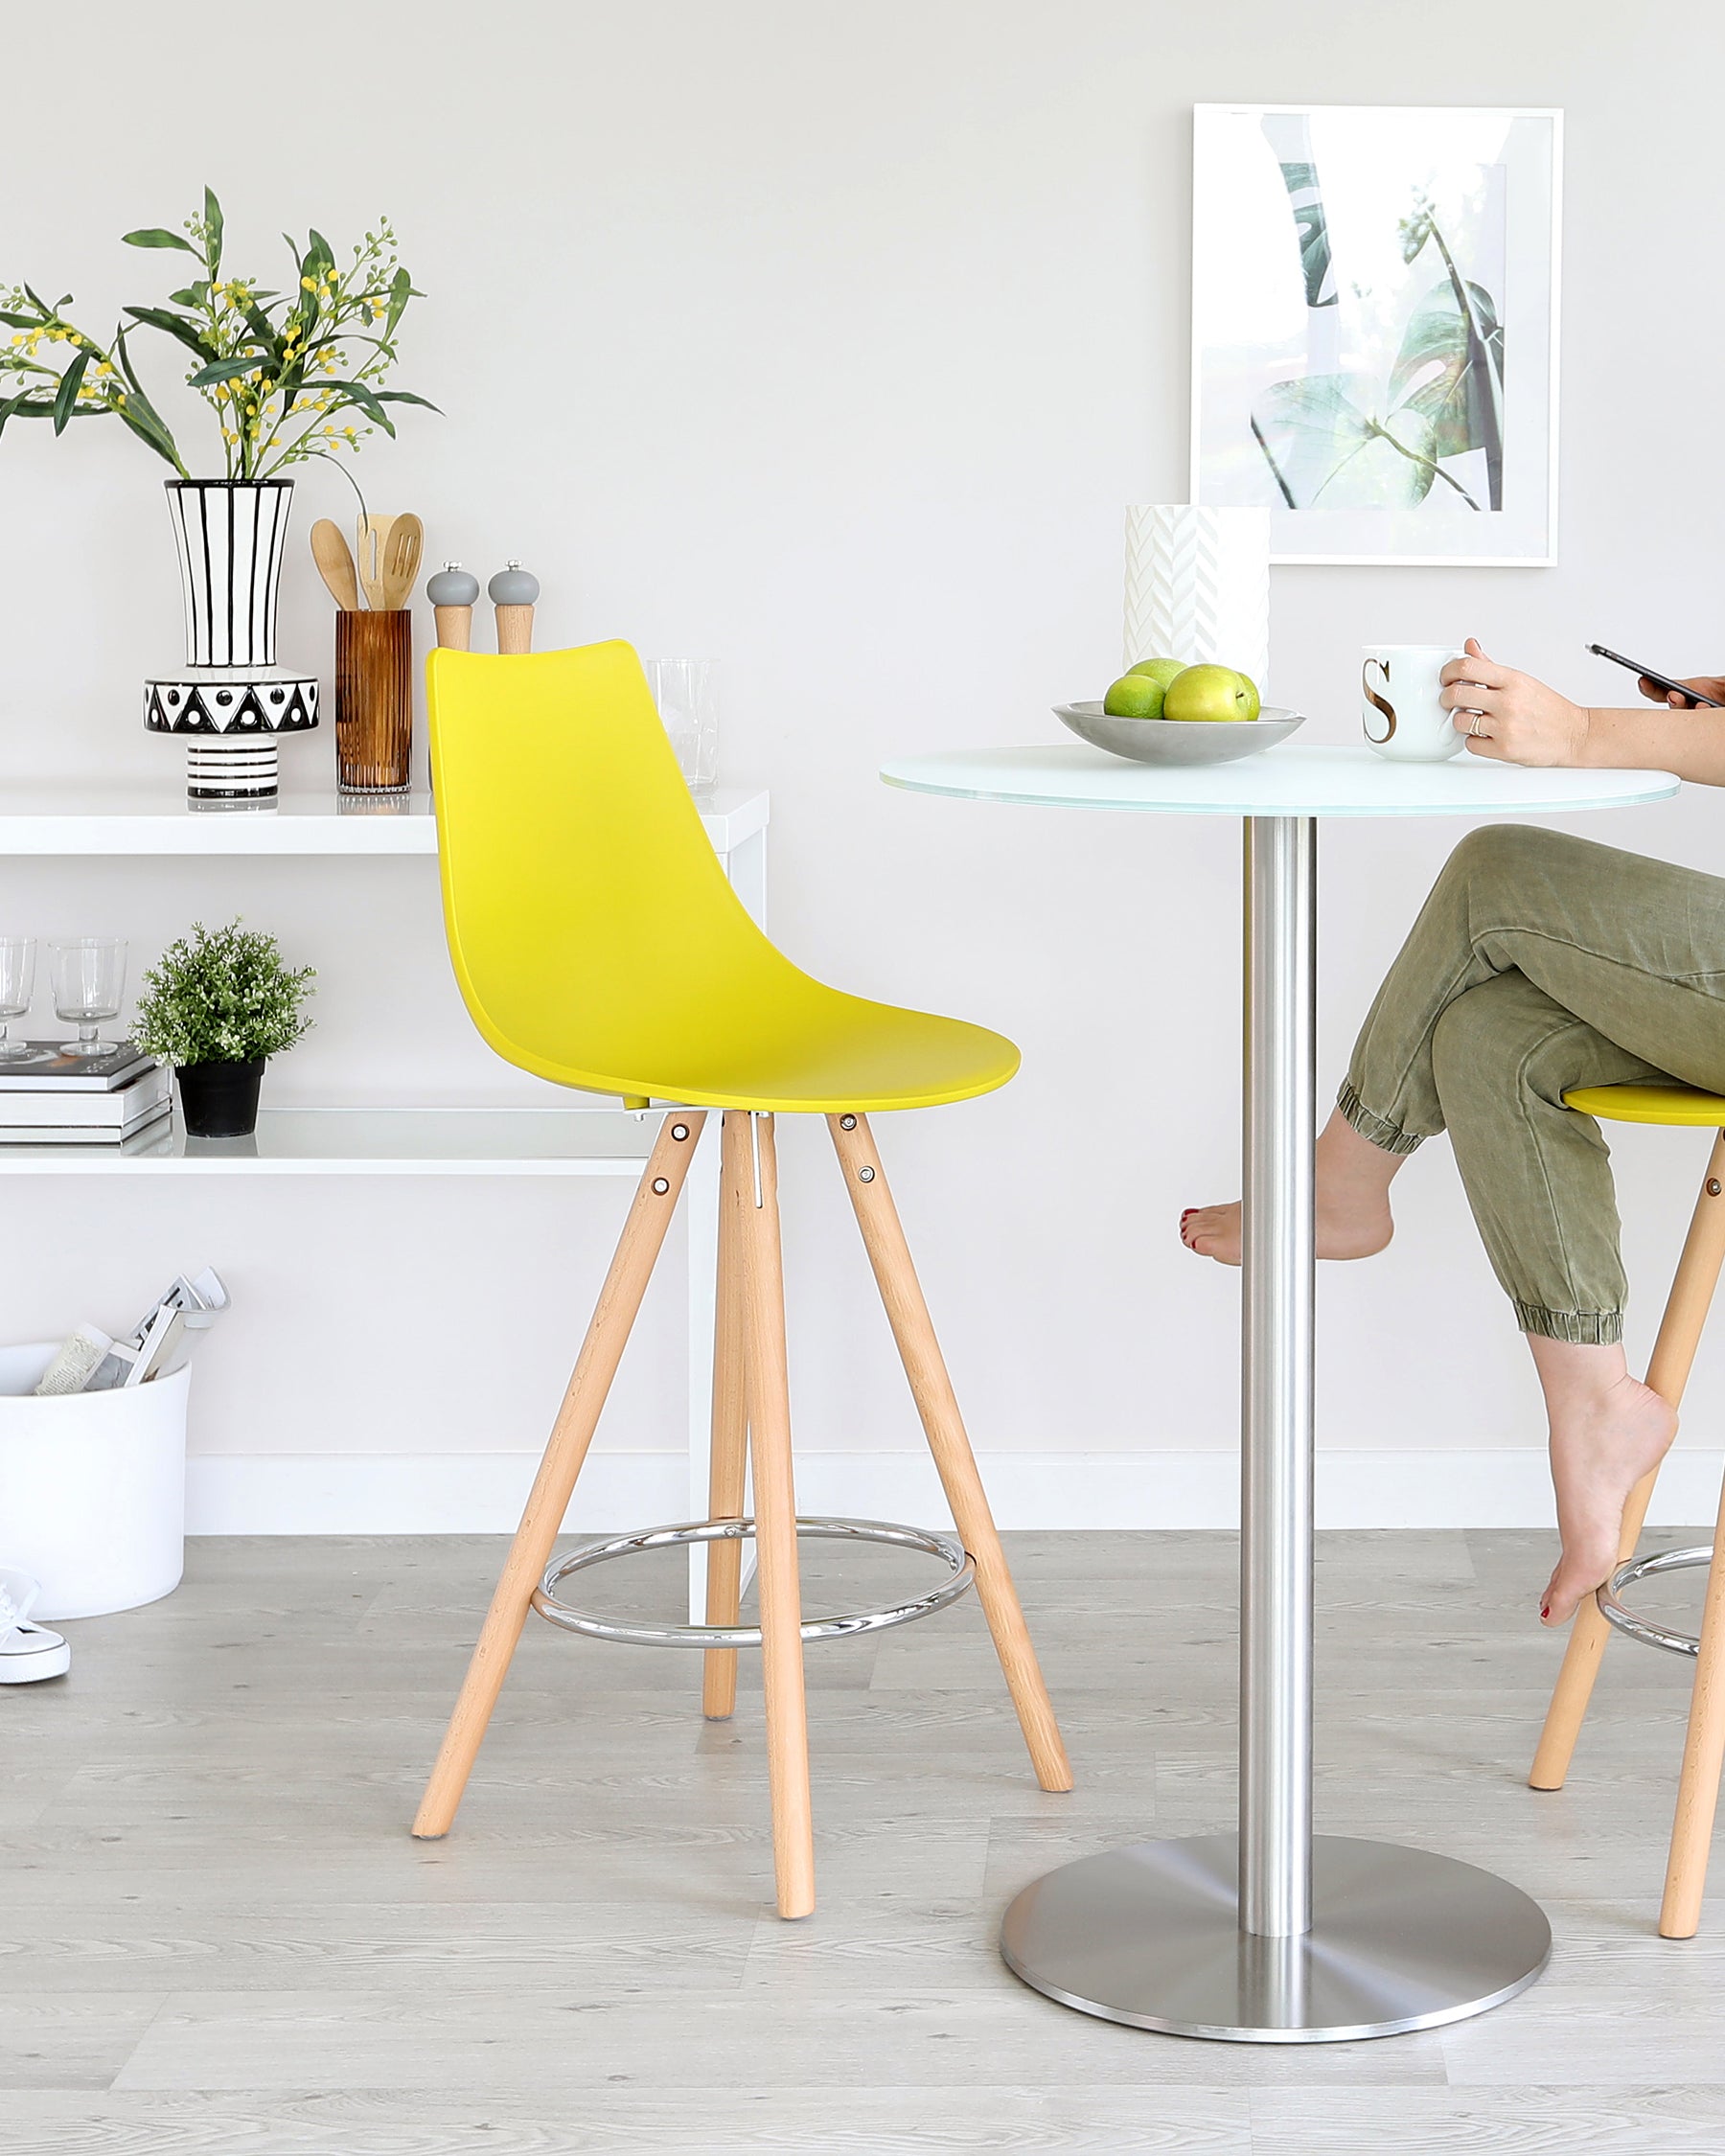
[6,1527,1725,2152]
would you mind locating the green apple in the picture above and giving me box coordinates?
[1127,655,1186,695]
[1102,672,1165,719]
[1164,664,1260,722]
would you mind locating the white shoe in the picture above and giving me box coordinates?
[0,1568,70,1684]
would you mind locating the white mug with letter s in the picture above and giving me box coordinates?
[1361,644,1466,763]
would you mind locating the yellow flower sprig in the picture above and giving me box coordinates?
[1,189,435,481]
[1,291,173,465]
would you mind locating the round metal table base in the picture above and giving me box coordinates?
[1000,1833,1551,2043]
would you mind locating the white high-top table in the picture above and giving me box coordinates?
[881,740,1680,2044]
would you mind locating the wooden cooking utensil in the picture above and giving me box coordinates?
[380,514,424,611]
[355,515,396,610]
[310,519,361,611]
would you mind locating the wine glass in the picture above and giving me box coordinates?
[50,938,127,1059]
[0,938,46,1064]
[644,659,719,797]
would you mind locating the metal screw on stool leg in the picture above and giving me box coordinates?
[840,1114,858,1130]
[652,1178,670,1195]
[858,1165,875,1181]
[1708,1179,1720,1197]
[673,1123,691,1141]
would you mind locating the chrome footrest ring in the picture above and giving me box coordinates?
[532,1515,975,1649]
[1596,1544,1714,1657]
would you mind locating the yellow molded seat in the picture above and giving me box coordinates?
[426,640,1018,1113]
[1564,1081,1725,1127]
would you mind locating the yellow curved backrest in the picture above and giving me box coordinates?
[426,641,801,1097]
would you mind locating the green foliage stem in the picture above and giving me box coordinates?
[1252,198,1506,516]
[2,189,435,480]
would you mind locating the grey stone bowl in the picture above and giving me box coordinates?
[1054,701,1305,767]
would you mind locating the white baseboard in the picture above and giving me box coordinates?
[183,1447,1725,1535]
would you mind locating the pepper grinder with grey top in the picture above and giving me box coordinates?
[427,562,481,652]
[490,562,539,654]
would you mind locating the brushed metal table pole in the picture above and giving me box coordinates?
[1240,814,1316,1943]
[1000,815,1552,2042]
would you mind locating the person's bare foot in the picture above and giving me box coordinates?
[1181,1106,1402,1266]
[1180,1193,1393,1265]
[1540,1371,1677,1626]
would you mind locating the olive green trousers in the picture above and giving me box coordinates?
[1341,823,1725,1344]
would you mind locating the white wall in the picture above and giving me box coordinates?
[4,0,1724,1533]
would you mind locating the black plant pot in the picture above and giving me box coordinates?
[176,1058,265,1138]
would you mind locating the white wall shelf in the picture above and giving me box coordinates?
[0,784,768,857]
[0,1108,664,1175]
[0,781,768,1594]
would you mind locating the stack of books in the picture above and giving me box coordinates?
[0,1044,171,1145]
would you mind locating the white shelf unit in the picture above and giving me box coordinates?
[0,1108,662,1174]
[0,785,770,1609]
[0,784,768,860]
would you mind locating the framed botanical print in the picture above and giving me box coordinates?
[1190,104,1562,566]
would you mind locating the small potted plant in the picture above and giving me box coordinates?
[132,920,314,1137]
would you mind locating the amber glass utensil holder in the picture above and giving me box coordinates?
[335,609,413,791]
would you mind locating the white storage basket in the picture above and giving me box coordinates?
[0,1342,190,1619]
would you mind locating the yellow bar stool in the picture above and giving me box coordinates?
[409,640,1071,1916]
[1530,1079,1725,1938]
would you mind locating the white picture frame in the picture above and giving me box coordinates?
[1189,104,1562,567]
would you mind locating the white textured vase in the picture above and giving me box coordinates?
[1123,505,1271,694]
[165,479,293,669]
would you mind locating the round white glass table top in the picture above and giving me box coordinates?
[880,742,1680,819]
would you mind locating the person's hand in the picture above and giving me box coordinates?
[1439,639,1589,766]
[1638,673,1725,710]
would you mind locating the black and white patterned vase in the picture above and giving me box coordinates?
[143,666,320,807]
[164,479,294,669]
[144,671,319,737]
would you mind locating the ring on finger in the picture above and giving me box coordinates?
[1468,712,1485,738]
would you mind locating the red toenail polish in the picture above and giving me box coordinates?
[1541,1605,1551,1620]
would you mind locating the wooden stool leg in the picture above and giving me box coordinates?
[1530,1131,1725,1792]
[1662,1460,1725,1937]
[828,1112,1073,1794]
[738,1113,816,1918]
[412,1112,706,1839]
[703,1111,751,1720]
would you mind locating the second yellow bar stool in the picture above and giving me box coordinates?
[409,640,1071,1917]
[1530,1079,1725,1938]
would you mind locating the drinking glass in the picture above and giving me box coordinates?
[0,937,45,1064]
[51,938,127,1057]
[335,610,414,791]
[645,659,719,797]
